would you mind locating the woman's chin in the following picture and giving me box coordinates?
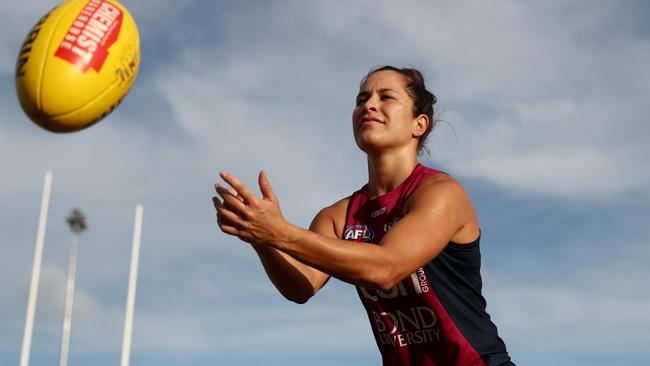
[355,138,387,155]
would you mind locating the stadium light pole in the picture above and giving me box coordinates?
[59,208,87,366]
[120,204,143,366]
[20,170,53,366]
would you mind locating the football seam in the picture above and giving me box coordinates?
[38,0,76,116]
[48,78,127,122]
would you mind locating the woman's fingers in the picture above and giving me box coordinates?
[217,203,249,230]
[217,210,253,242]
[215,183,241,201]
[214,171,279,245]
[216,184,249,213]
[218,221,241,237]
[224,185,243,202]
[212,196,221,210]
[258,170,278,202]
[220,171,257,204]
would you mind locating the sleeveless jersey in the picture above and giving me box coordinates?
[343,164,514,366]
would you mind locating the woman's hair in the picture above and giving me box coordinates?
[361,66,437,155]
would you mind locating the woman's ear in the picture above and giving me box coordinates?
[412,114,429,138]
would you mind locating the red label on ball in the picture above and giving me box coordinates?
[54,0,123,73]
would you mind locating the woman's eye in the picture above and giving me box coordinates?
[381,95,394,100]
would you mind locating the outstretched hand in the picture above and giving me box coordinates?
[212,170,290,246]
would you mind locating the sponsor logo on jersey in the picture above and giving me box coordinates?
[371,206,386,218]
[410,267,430,294]
[372,307,441,346]
[360,267,429,302]
[362,268,439,346]
[344,225,374,242]
[383,218,399,232]
[360,282,409,302]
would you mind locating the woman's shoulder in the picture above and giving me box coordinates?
[319,196,351,220]
[311,196,351,238]
[419,168,464,191]
[408,169,480,243]
[407,170,471,211]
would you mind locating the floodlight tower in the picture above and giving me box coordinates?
[59,208,87,366]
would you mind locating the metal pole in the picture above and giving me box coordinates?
[58,232,80,366]
[20,170,53,366]
[120,204,143,366]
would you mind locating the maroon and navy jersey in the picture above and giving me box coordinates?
[343,164,513,366]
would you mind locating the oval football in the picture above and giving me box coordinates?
[15,0,140,133]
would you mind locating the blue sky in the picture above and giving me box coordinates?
[1,1,649,365]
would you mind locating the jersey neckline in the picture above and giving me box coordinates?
[360,163,424,203]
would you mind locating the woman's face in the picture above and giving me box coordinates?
[352,70,422,155]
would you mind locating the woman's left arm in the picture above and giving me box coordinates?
[215,170,478,291]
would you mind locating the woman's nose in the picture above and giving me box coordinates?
[363,96,378,112]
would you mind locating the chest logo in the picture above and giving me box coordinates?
[370,207,386,218]
[384,218,400,233]
[344,225,374,242]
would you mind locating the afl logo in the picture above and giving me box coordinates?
[344,225,374,242]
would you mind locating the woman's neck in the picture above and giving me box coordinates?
[366,148,419,197]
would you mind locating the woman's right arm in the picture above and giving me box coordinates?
[251,198,347,304]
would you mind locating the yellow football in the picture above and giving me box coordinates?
[15,0,140,133]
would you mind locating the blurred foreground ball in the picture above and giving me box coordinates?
[15,0,139,133]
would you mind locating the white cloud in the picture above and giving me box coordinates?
[149,0,648,202]
[152,48,366,220]
[4,0,649,204]
[484,248,650,356]
[367,1,650,200]
[18,265,124,355]
[131,284,375,358]
[430,98,647,198]
[2,1,650,365]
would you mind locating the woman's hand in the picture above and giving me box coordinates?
[212,170,291,246]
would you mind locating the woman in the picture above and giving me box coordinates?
[213,66,514,365]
